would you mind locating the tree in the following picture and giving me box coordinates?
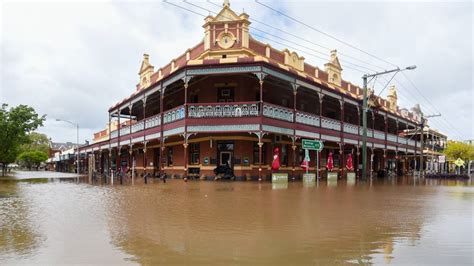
[444,140,474,163]
[19,132,50,154]
[0,104,46,176]
[17,151,48,170]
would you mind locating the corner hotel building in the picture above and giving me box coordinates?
[79,2,424,181]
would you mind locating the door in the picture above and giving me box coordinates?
[220,151,232,168]
[217,142,234,176]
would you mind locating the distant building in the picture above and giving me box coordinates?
[402,126,448,174]
[46,141,86,172]
[464,140,474,146]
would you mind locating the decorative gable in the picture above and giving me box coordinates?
[138,54,154,89]
[283,50,305,72]
[324,50,343,87]
[202,0,251,53]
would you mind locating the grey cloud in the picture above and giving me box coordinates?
[1,0,472,142]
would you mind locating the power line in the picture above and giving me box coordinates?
[254,0,399,69]
[252,0,466,139]
[168,1,465,139]
[206,0,386,72]
[395,74,465,139]
[173,1,371,74]
[184,1,371,69]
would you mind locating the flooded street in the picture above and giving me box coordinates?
[0,177,472,265]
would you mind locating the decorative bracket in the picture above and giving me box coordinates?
[250,131,267,144]
[182,76,193,88]
[255,72,267,83]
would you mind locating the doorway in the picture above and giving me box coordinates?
[217,141,234,173]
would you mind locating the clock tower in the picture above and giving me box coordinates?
[201,0,252,59]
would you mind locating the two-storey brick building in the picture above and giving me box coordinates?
[79,1,423,181]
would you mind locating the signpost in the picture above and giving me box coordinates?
[454,158,465,175]
[302,139,324,180]
[454,158,465,167]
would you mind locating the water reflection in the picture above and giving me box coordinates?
[0,177,472,264]
[0,182,44,260]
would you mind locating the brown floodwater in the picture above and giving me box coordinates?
[0,176,472,265]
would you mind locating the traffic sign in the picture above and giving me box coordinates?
[454,158,465,167]
[302,139,323,151]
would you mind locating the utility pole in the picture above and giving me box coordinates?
[362,75,368,180]
[361,65,416,180]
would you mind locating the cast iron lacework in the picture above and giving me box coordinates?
[296,112,320,127]
[188,103,259,118]
[263,104,294,122]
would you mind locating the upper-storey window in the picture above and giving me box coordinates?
[217,86,235,102]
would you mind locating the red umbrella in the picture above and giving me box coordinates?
[326,152,334,171]
[346,153,354,171]
[271,147,280,171]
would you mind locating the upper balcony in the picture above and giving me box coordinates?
[106,72,419,150]
[109,101,419,149]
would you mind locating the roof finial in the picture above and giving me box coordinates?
[223,0,230,7]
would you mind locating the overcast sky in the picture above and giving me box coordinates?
[1,0,472,143]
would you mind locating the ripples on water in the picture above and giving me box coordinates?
[0,177,472,265]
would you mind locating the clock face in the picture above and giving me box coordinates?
[218,32,235,49]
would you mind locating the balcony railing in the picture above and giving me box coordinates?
[145,114,161,129]
[104,101,419,148]
[163,106,185,124]
[321,117,341,131]
[343,123,358,135]
[131,121,144,133]
[387,133,398,143]
[188,102,259,118]
[296,111,320,127]
[373,130,385,140]
[263,103,294,122]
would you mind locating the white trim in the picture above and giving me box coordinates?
[321,134,340,142]
[132,137,145,144]
[164,127,185,137]
[188,124,259,132]
[344,138,358,145]
[344,98,358,106]
[295,130,319,139]
[262,125,293,135]
[145,132,161,140]
[374,143,385,149]
[321,90,341,99]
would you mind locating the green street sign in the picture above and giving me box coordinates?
[454,158,465,167]
[302,139,324,151]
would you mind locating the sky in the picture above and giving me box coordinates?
[1,0,473,143]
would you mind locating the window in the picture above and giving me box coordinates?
[189,143,200,165]
[281,144,289,166]
[253,142,266,164]
[217,87,235,102]
[167,147,173,166]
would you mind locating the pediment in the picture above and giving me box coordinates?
[214,6,240,22]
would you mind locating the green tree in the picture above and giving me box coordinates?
[17,151,48,170]
[0,104,46,176]
[444,141,474,162]
[19,132,50,154]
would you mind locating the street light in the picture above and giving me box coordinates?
[361,65,416,180]
[56,119,80,174]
